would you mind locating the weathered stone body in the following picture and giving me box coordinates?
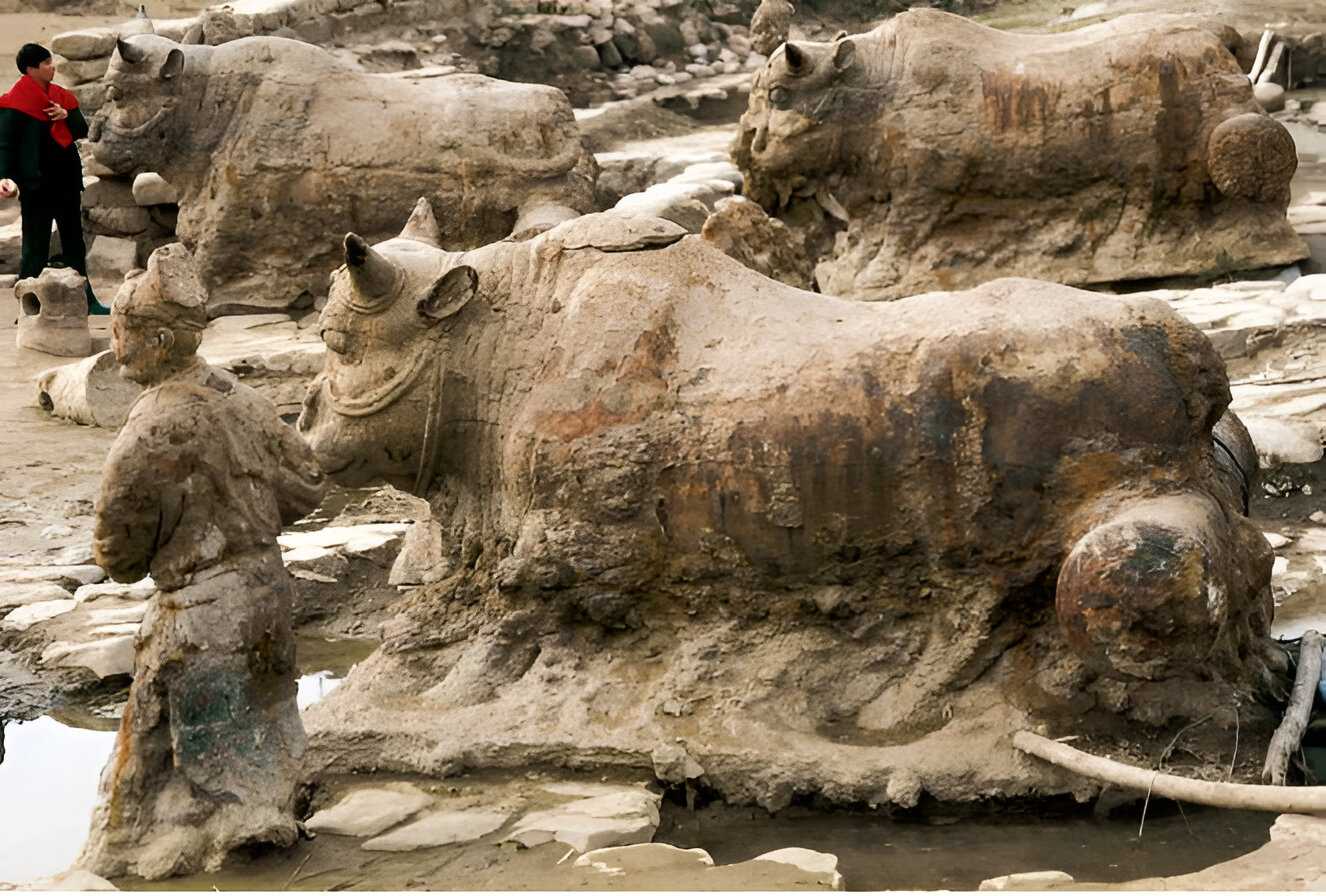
[15,268,93,357]
[80,246,325,880]
[296,209,1273,807]
[734,11,1305,299]
[92,34,598,314]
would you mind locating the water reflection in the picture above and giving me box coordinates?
[0,716,110,883]
[0,638,374,885]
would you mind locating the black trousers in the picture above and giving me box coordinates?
[19,185,97,301]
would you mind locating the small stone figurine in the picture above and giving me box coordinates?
[79,243,325,880]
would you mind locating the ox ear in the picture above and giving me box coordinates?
[159,48,184,81]
[418,266,477,324]
[784,42,808,75]
[116,38,146,65]
[833,39,856,71]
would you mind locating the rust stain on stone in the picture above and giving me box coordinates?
[981,70,1052,131]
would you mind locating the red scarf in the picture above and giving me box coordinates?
[0,74,79,149]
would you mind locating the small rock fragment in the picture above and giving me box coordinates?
[979,870,1075,891]
[304,783,433,837]
[2,598,79,632]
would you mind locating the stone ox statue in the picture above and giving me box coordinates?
[92,34,597,315]
[735,10,1305,300]
[297,205,1275,808]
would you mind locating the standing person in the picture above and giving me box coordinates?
[0,43,108,314]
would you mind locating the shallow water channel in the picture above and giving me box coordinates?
[101,794,1277,891]
[0,635,376,885]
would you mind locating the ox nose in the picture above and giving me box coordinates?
[322,329,351,355]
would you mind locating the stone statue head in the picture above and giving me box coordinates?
[298,199,477,489]
[111,243,207,385]
[734,36,872,208]
[96,35,197,176]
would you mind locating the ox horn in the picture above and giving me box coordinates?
[116,38,146,65]
[784,42,808,75]
[343,233,400,298]
[399,197,443,247]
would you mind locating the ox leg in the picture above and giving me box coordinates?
[1055,493,1273,682]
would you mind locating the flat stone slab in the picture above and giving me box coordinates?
[361,809,510,851]
[42,634,135,679]
[572,842,845,889]
[1270,813,1326,846]
[86,603,148,626]
[0,582,73,609]
[752,848,845,890]
[1129,278,1326,361]
[575,842,715,872]
[1267,526,1326,640]
[507,787,661,852]
[16,868,118,890]
[74,578,155,604]
[1241,415,1325,466]
[2,598,78,632]
[279,523,410,563]
[0,565,105,588]
[305,783,434,837]
[980,870,1075,891]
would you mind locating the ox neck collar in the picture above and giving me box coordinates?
[325,343,434,418]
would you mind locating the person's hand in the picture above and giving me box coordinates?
[45,103,68,121]
[0,179,17,199]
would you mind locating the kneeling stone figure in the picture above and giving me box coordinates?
[78,244,325,880]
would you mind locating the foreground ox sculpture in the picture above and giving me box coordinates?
[297,204,1276,807]
[734,10,1306,299]
[92,35,597,315]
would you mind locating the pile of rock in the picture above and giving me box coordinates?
[50,0,765,110]
[80,172,178,288]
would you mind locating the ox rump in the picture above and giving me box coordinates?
[297,206,1275,808]
[735,10,1306,299]
[92,34,596,316]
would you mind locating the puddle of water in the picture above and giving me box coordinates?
[0,716,111,884]
[0,636,376,885]
[659,802,1276,891]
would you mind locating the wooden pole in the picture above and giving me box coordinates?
[1263,631,1324,785]
[1014,731,1326,813]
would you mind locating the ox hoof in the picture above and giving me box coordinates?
[1207,112,1297,204]
[1056,498,1236,680]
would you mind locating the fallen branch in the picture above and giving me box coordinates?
[1013,731,1326,813]
[1263,631,1324,785]
[1249,29,1275,82]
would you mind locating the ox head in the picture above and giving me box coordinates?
[734,36,872,209]
[297,199,479,491]
[93,35,198,175]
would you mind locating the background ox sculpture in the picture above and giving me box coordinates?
[296,205,1275,809]
[78,244,326,880]
[89,33,597,315]
[735,10,1305,299]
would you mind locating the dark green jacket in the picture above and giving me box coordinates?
[0,104,88,195]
